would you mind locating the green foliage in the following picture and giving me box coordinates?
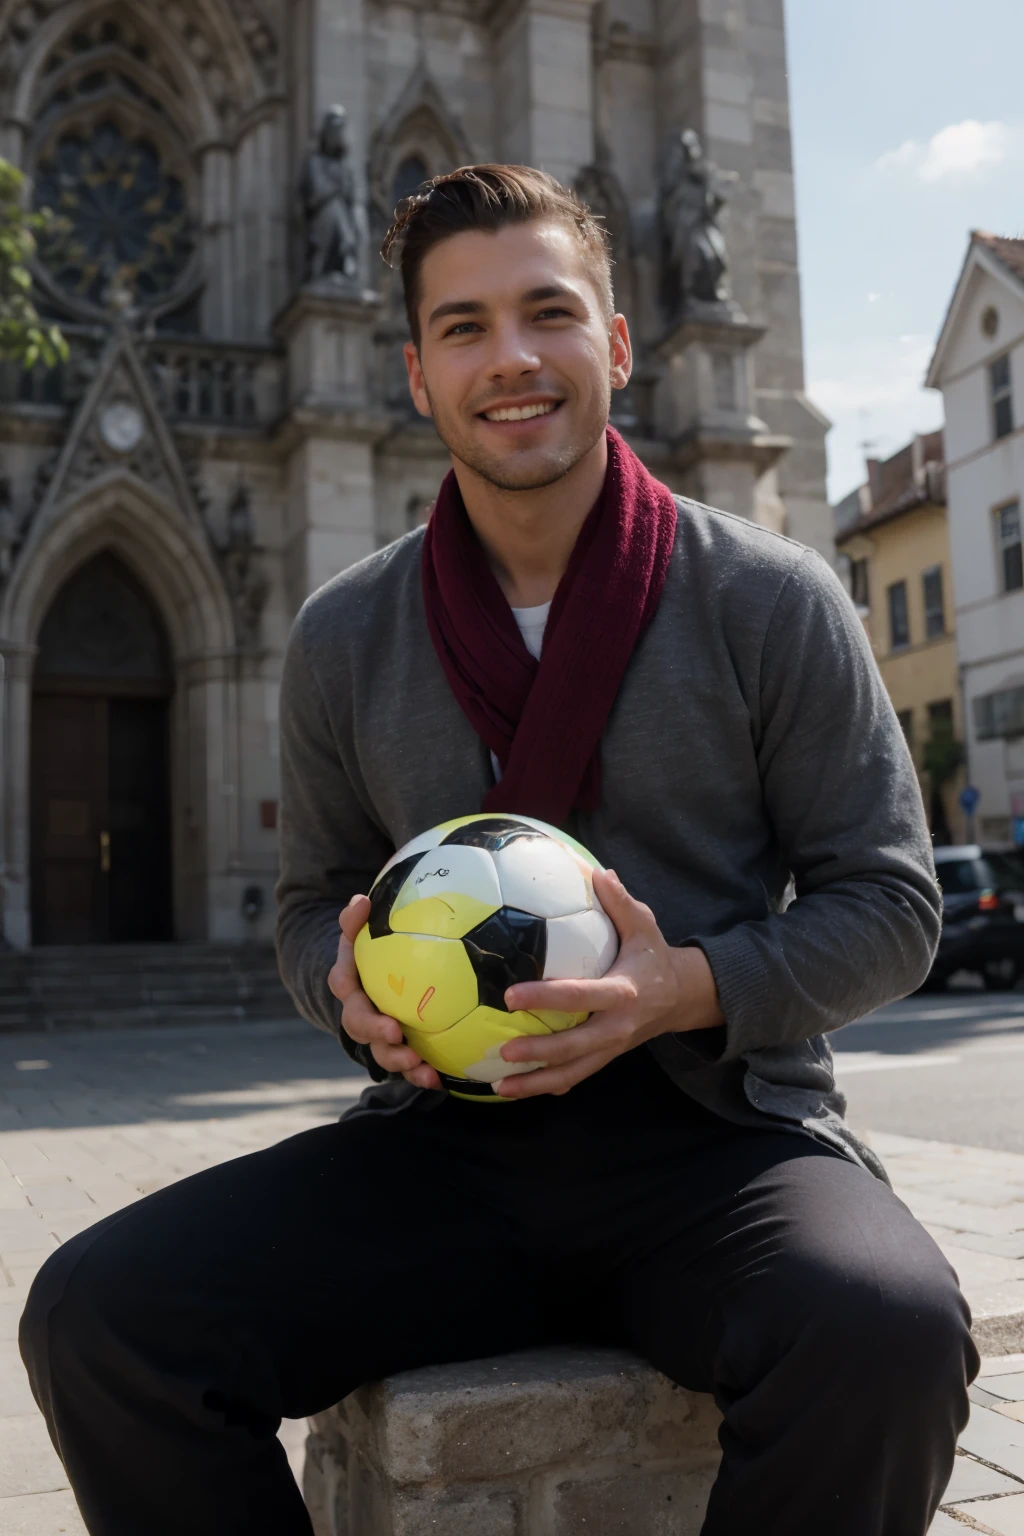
[923,717,966,787]
[0,158,68,370]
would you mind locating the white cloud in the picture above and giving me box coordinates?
[876,120,1016,181]
[809,335,944,503]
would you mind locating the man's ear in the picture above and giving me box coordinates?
[609,314,632,392]
[404,341,433,418]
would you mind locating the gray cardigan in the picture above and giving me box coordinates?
[275,497,941,1180]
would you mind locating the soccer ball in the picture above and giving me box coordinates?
[354,814,619,1101]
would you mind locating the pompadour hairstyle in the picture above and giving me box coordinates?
[380,163,614,346]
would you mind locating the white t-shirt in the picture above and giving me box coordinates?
[490,600,550,781]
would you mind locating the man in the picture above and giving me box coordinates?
[21,165,975,1536]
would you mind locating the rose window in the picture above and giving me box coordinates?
[34,119,194,308]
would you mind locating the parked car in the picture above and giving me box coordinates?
[926,845,1024,990]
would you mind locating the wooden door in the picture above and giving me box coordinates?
[30,695,110,944]
[108,698,172,942]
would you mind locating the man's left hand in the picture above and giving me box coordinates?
[496,868,725,1097]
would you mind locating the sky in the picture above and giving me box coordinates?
[785,0,1024,503]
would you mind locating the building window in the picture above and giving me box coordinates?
[887,580,910,650]
[896,708,914,749]
[997,500,1023,592]
[974,684,1024,741]
[928,699,953,730]
[922,565,945,637]
[990,354,1014,441]
[850,557,870,609]
[390,155,429,211]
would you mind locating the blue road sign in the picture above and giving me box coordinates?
[959,785,981,816]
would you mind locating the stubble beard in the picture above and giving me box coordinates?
[425,384,610,493]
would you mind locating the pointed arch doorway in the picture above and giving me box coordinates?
[30,552,174,945]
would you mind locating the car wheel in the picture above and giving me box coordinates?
[983,957,1021,991]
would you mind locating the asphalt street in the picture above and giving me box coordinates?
[835,988,1024,1154]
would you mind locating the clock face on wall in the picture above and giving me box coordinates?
[99,400,145,453]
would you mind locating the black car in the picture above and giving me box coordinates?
[928,845,1024,990]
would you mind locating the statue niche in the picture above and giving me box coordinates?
[660,129,735,319]
[300,105,364,285]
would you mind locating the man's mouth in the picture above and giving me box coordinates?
[478,400,562,423]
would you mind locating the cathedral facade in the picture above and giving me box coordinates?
[0,0,829,951]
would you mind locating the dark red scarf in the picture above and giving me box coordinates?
[420,427,678,826]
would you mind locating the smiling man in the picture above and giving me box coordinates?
[21,166,977,1536]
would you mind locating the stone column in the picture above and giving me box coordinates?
[652,0,831,555]
[0,644,34,949]
[653,307,789,519]
[275,286,384,608]
[492,0,597,186]
[307,0,369,210]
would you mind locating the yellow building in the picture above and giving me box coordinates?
[835,432,966,843]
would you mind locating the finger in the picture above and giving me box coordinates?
[504,973,638,1016]
[370,1039,430,1074]
[339,894,371,944]
[500,1013,632,1065]
[341,992,404,1047]
[592,868,655,940]
[496,1048,617,1099]
[402,1063,443,1091]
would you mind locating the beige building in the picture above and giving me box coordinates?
[0,0,829,952]
[835,432,966,844]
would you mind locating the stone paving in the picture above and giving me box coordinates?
[1,1017,1024,1534]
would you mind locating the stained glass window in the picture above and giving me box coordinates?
[34,120,194,307]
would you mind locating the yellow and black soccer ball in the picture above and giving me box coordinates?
[354,814,619,1101]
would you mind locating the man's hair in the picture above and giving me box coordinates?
[381,163,613,347]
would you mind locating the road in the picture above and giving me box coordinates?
[835,988,1024,1154]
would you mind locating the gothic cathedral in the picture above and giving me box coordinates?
[0,0,828,950]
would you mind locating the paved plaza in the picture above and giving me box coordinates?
[2,1013,1024,1534]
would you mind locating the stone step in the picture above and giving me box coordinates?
[0,942,300,1031]
[304,1347,722,1536]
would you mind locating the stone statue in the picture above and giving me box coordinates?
[218,482,268,649]
[300,105,362,284]
[660,129,732,314]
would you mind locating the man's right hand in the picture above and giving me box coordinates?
[328,896,443,1090]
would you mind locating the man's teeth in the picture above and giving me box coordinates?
[483,402,557,422]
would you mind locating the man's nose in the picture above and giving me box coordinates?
[484,319,541,379]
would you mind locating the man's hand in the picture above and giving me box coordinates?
[327,896,442,1090]
[495,868,724,1098]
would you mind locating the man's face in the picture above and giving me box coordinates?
[404,220,631,492]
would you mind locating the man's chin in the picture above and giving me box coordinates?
[453,437,592,493]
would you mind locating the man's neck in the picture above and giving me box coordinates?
[451,433,609,608]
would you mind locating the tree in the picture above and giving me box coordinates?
[0,158,67,370]
[923,716,966,789]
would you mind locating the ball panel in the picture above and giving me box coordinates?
[404,1005,551,1083]
[390,894,499,940]
[366,853,422,939]
[543,909,619,982]
[493,815,605,871]
[353,928,478,1033]
[462,907,547,1009]
[390,846,503,938]
[375,826,447,884]
[439,815,546,852]
[491,837,589,919]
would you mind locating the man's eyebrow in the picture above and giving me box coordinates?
[520,284,578,304]
[427,299,485,327]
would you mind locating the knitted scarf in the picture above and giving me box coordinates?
[420,426,678,826]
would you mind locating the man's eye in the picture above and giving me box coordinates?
[536,308,572,320]
[445,321,481,337]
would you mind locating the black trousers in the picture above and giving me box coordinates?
[20,1048,976,1536]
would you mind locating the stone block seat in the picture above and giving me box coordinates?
[303,1347,723,1535]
